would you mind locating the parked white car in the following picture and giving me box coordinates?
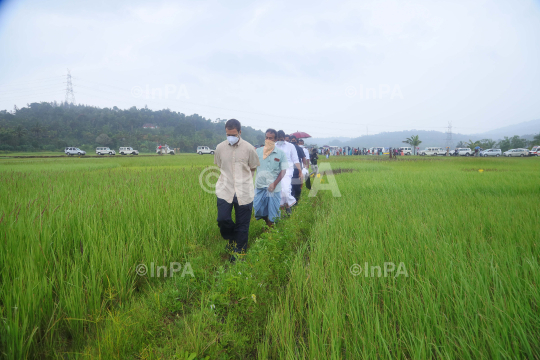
[420,147,446,156]
[197,146,215,155]
[479,149,501,157]
[65,147,86,156]
[399,147,412,155]
[119,147,139,155]
[451,148,473,156]
[96,147,115,155]
[528,145,539,156]
[503,148,528,157]
[156,145,175,155]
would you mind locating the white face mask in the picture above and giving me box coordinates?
[227,135,239,145]
[276,141,284,146]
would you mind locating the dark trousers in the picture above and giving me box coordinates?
[292,166,303,202]
[292,184,302,202]
[291,175,302,202]
[217,195,253,253]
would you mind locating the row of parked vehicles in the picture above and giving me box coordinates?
[64,144,540,157]
[419,146,540,157]
[64,147,139,156]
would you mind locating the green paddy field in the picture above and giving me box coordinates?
[0,154,538,359]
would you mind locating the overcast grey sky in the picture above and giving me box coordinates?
[1,0,539,137]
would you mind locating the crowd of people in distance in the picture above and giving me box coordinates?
[320,147,408,156]
[213,119,319,263]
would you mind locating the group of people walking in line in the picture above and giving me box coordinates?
[213,119,318,262]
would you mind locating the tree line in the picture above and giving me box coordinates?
[0,102,266,153]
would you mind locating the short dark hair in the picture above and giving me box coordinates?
[298,139,304,143]
[277,130,285,139]
[225,119,241,132]
[289,135,297,141]
[265,128,277,138]
[285,134,290,138]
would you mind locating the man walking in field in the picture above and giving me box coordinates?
[310,147,319,177]
[298,139,310,171]
[214,119,260,262]
[289,135,306,203]
[253,129,288,227]
[275,130,301,215]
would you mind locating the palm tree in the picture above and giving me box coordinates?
[465,139,481,149]
[403,135,422,155]
[480,139,496,149]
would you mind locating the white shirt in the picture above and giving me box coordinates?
[301,146,310,160]
[275,141,299,169]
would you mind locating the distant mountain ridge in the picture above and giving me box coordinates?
[468,119,540,140]
[305,119,540,148]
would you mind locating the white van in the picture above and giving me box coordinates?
[420,147,445,156]
[399,147,412,155]
[197,146,215,155]
[119,147,139,155]
[96,147,115,155]
[452,148,473,156]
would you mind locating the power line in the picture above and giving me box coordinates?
[0,75,65,86]
[0,90,65,102]
[73,79,487,138]
[0,73,492,136]
[72,77,459,131]
[73,88,455,138]
[0,80,66,93]
[0,84,65,96]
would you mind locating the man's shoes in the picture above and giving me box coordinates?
[285,207,292,216]
[229,251,245,263]
[225,241,235,252]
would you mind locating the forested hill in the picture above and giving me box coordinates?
[0,102,266,153]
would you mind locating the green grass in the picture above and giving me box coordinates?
[260,156,540,359]
[0,155,224,358]
[0,155,538,359]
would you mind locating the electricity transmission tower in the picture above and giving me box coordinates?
[65,69,76,106]
[445,121,453,149]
